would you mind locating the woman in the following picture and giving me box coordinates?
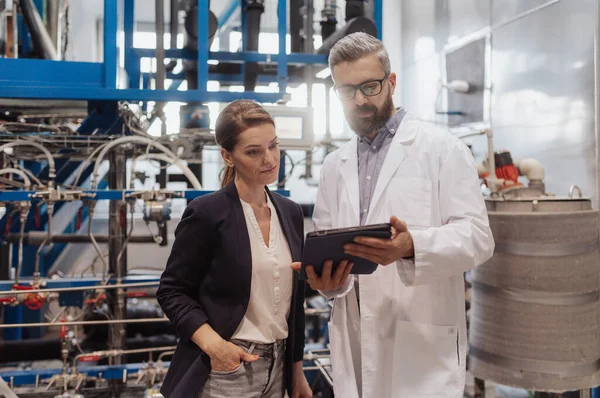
[157,100,312,398]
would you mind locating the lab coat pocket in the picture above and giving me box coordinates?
[392,320,460,397]
[387,177,432,227]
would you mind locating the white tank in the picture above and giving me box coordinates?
[469,196,600,392]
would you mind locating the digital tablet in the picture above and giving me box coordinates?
[299,223,392,280]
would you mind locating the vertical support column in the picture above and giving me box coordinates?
[107,149,127,373]
[277,0,288,95]
[104,0,118,88]
[124,0,138,88]
[278,150,286,189]
[196,0,209,93]
[374,0,382,40]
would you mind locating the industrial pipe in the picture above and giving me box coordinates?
[46,0,61,54]
[33,202,53,285]
[320,0,338,41]
[516,158,545,181]
[19,0,59,60]
[0,317,169,329]
[0,168,31,190]
[243,0,265,91]
[0,141,56,184]
[166,0,179,72]
[5,232,157,245]
[317,16,377,55]
[72,345,177,374]
[131,153,202,189]
[14,211,27,285]
[91,136,179,190]
[0,281,159,296]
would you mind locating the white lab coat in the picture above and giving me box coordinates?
[313,113,494,398]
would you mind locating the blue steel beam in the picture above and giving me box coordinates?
[104,0,118,88]
[197,0,210,93]
[124,0,139,89]
[277,0,288,94]
[0,87,287,102]
[0,189,289,202]
[132,49,328,65]
[374,0,383,40]
[0,362,171,386]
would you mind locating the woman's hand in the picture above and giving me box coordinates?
[292,361,313,398]
[207,340,259,372]
[191,323,259,372]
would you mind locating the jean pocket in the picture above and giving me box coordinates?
[210,362,244,376]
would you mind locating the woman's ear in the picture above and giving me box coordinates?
[221,148,234,168]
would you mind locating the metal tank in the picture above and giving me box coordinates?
[469,190,600,392]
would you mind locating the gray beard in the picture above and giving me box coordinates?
[347,93,395,139]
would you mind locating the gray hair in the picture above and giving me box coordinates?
[328,32,391,74]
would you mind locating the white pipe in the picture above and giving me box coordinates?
[0,142,56,184]
[0,376,19,398]
[486,129,495,179]
[91,137,179,190]
[0,168,31,190]
[72,142,110,187]
[132,153,202,189]
[515,158,545,181]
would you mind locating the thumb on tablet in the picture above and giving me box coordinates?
[291,262,302,272]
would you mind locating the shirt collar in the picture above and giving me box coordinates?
[358,107,406,144]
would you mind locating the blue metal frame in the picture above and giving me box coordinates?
[0,189,289,203]
[374,0,383,40]
[0,362,171,386]
[0,0,382,103]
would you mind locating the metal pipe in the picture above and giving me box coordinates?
[0,317,170,329]
[486,128,495,180]
[155,0,166,91]
[0,168,32,190]
[14,211,27,285]
[166,0,179,71]
[0,141,56,184]
[33,202,53,285]
[0,281,159,296]
[108,149,127,365]
[72,345,177,374]
[157,350,175,362]
[46,0,61,55]
[91,136,179,190]
[11,5,18,58]
[131,153,202,189]
[5,233,157,245]
[19,0,59,60]
[87,203,108,283]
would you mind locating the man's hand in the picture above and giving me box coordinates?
[343,216,414,265]
[291,260,353,291]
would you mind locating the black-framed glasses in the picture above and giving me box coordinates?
[333,72,390,100]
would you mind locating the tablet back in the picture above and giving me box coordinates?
[300,224,391,280]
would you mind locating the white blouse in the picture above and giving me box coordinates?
[231,193,294,344]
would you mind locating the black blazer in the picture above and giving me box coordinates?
[157,182,306,398]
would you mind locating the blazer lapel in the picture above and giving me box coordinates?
[224,182,252,281]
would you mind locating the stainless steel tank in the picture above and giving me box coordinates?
[469,195,600,392]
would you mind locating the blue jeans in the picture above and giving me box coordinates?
[197,340,286,398]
